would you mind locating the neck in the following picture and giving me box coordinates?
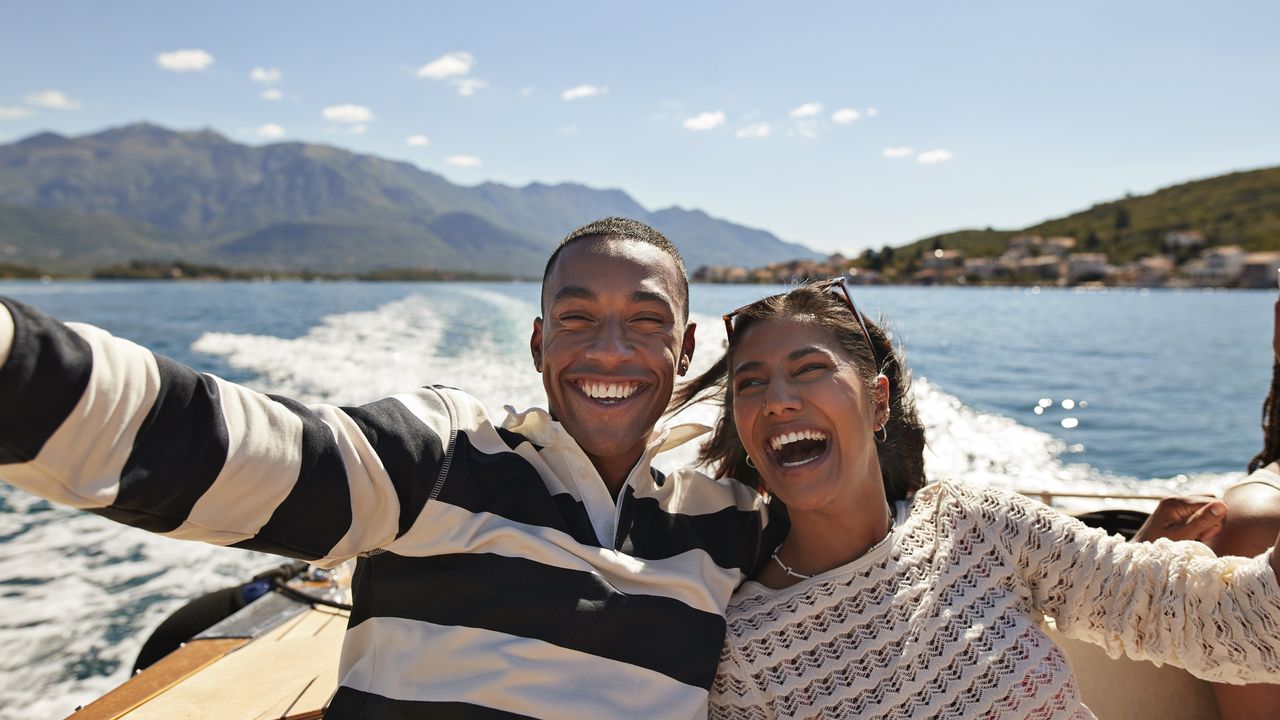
[587,448,646,500]
[778,491,891,578]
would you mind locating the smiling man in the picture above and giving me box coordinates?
[0,217,772,719]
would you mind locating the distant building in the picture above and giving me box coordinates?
[1241,251,1280,289]
[1066,253,1109,283]
[922,248,965,271]
[963,257,1000,281]
[1044,237,1078,257]
[1184,245,1245,286]
[1127,255,1175,287]
[846,267,882,285]
[1018,256,1062,281]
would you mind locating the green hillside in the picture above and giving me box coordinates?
[890,166,1280,267]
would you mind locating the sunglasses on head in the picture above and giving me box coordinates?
[722,277,879,366]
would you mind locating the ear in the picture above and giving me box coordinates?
[873,373,891,425]
[530,317,544,372]
[678,322,697,376]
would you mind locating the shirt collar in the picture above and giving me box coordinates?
[501,405,711,457]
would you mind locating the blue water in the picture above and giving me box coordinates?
[7,280,1270,478]
[0,279,1275,717]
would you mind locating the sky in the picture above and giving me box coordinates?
[2,1,1278,255]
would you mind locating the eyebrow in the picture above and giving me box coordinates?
[550,286,674,311]
[733,346,824,375]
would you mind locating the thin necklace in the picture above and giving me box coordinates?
[772,504,896,581]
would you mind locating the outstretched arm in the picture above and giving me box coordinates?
[0,297,455,566]
[0,302,12,366]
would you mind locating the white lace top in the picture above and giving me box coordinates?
[710,481,1280,719]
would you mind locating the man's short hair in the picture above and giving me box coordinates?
[541,217,690,320]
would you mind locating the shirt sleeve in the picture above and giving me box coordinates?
[987,485,1280,685]
[0,297,457,567]
[709,636,773,720]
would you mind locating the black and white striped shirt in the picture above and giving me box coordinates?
[0,298,772,719]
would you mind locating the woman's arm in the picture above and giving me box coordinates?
[990,485,1280,685]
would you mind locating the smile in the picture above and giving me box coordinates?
[767,429,829,468]
[576,380,641,404]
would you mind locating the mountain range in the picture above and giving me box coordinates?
[0,123,821,276]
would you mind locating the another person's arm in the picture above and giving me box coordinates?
[0,298,454,566]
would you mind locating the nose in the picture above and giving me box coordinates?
[583,317,633,366]
[760,377,801,416]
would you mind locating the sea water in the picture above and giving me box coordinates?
[0,280,1274,717]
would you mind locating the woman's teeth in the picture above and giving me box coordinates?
[768,429,830,468]
[769,429,828,452]
[580,382,639,400]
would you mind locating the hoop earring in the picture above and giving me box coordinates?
[875,424,888,443]
[745,455,757,469]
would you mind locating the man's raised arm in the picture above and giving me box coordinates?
[0,297,453,567]
[0,302,12,366]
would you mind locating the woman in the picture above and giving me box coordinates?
[675,279,1280,719]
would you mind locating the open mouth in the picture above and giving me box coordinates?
[768,429,830,468]
[576,380,641,406]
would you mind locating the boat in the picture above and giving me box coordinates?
[68,565,351,720]
[67,490,1224,720]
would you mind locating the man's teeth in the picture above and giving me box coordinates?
[580,382,640,400]
[769,429,828,452]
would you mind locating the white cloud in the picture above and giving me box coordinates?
[792,120,820,139]
[682,111,725,131]
[883,146,914,158]
[0,106,34,119]
[260,88,283,101]
[445,155,482,168]
[789,102,822,118]
[519,87,534,96]
[24,90,81,110]
[831,108,861,125]
[406,134,430,146]
[322,104,374,123]
[866,107,879,117]
[452,78,488,97]
[561,84,606,101]
[250,67,282,84]
[256,123,285,139]
[735,122,771,139]
[917,149,954,164]
[156,49,215,73]
[416,52,474,80]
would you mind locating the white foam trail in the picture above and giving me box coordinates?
[0,497,275,718]
[192,289,546,413]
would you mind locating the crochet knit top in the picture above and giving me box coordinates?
[710,481,1280,719]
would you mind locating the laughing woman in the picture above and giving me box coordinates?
[674,280,1280,720]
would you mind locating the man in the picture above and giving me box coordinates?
[0,217,772,718]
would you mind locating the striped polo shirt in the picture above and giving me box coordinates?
[0,298,772,719]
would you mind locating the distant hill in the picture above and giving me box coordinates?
[0,123,821,276]
[894,166,1280,264]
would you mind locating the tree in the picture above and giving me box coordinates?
[860,248,883,272]
[1114,206,1130,231]
[880,245,895,267]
